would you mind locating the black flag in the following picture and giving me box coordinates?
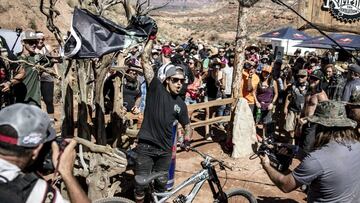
[64,8,157,59]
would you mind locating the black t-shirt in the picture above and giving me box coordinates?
[138,78,190,152]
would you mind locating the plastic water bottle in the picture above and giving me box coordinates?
[256,108,262,123]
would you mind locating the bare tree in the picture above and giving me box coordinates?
[227,0,261,157]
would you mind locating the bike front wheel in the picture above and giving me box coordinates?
[93,197,135,203]
[221,188,257,203]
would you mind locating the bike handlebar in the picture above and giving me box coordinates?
[189,147,232,171]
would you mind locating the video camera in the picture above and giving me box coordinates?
[257,138,293,172]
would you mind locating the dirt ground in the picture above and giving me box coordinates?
[174,128,306,203]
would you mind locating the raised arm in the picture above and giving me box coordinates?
[141,39,155,85]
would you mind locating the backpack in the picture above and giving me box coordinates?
[0,172,57,203]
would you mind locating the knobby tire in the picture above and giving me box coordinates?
[93,197,135,203]
[223,188,257,203]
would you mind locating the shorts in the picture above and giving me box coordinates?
[284,110,299,132]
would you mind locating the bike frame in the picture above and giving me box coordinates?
[151,157,227,203]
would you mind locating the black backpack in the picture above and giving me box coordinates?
[0,172,57,203]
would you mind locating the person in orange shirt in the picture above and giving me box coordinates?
[240,60,260,114]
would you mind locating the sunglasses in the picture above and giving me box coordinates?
[170,77,185,84]
[25,40,38,45]
[128,70,138,75]
[298,75,307,79]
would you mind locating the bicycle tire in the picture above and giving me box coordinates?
[93,197,135,203]
[223,188,258,203]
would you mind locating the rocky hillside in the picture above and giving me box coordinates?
[0,0,299,44]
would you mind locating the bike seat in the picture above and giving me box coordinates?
[135,171,168,186]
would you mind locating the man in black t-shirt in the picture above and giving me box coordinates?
[134,38,192,203]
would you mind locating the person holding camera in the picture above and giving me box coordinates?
[0,103,90,203]
[260,101,360,202]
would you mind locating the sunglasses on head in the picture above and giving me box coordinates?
[170,77,185,84]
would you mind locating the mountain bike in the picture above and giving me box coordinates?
[94,147,257,203]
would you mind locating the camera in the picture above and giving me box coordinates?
[257,138,293,172]
[32,136,68,175]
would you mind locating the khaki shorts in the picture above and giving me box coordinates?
[284,110,299,132]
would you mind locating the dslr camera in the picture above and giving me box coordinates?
[33,136,68,175]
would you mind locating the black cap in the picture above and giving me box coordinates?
[310,69,324,80]
[349,64,360,74]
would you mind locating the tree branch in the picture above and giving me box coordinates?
[0,56,61,80]
[39,0,64,47]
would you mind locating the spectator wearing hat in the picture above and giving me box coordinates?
[240,60,260,114]
[134,39,191,203]
[284,69,308,144]
[254,65,278,125]
[246,44,260,63]
[260,100,360,202]
[289,48,301,66]
[205,59,226,131]
[13,30,44,107]
[300,69,328,154]
[342,64,360,102]
[256,55,270,74]
[0,104,90,203]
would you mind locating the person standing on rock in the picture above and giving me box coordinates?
[134,34,192,203]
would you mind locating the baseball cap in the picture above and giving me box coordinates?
[0,104,56,148]
[297,69,308,76]
[310,69,324,80]
[349,64,360,74]
[161,46,173,56]
[21,30,38,41]
[165,65,184,78]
